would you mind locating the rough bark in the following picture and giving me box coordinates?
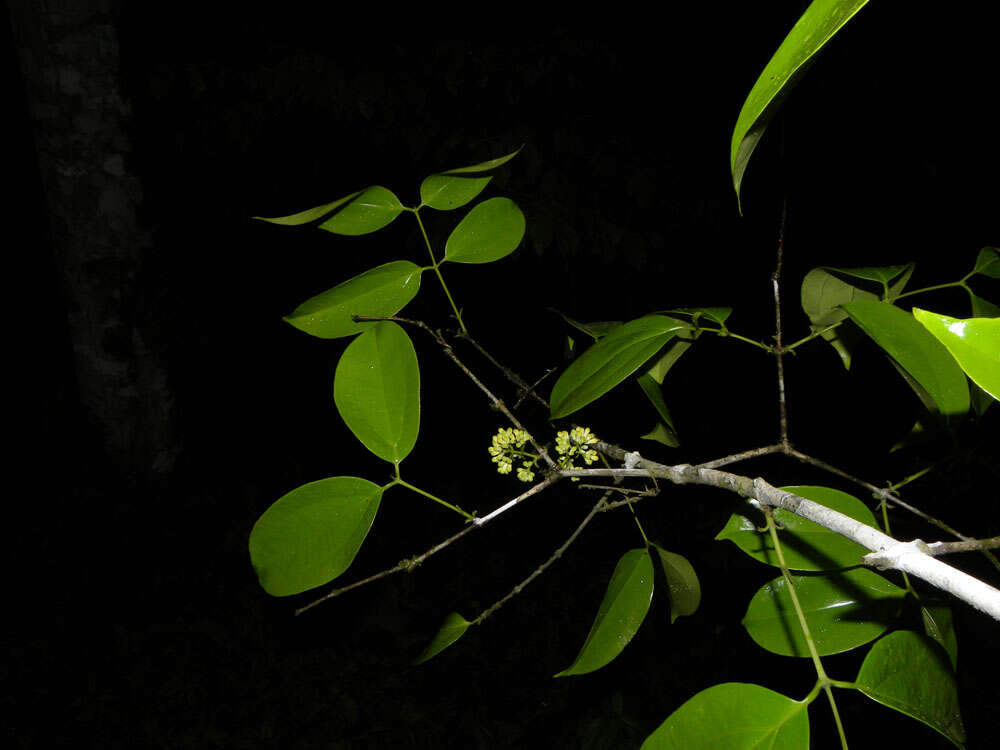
[8,0,176,477]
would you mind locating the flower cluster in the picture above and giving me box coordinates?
[555,426,599,479]
[488,428,537,482]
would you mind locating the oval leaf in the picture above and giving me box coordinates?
[856,630,965,747]
[418,146,522,211]
[283,261,423,339]
[443,197,526,264]
[413,612,472,665]
[317,185,404,235]
[844,300,970,417]
[554,548,654,677]
[715,485,879,571]
[652,544,700,623]
[334,321,420,465]
[550,316,691,419]
[743,567,905,657]
[913,309,1000,401]
[731,0,869,209]
[641,683,809,749]
[253,190,363,226]
[249,476,383,597]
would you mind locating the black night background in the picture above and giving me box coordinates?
[6,1,999,747]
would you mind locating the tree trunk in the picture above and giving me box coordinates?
[7,0,176,479]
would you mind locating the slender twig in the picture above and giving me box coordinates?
[295,476,558,615]
[513,367,556,410]
[772,198,790,449]
[457,330,551,410]
[695,443,784,470]
[354,315,555,468]
[476,492,611,624]
[924,537,1000,556]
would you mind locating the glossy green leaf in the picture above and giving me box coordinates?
[253,190,363,225]
[844,300,969,417]
[642,336,695,385]
[550,308,623,341]
[413,612,473,665]
[716,485,879,571]
[443,197,526,264]
[641,683,809,749]
[730,0,869,209]
[830,264,912,287]
[636,374,679,446]
[661,307,733,327]
[249,476,383,597]
[743,567,905,657]
[856,631,965,747]
[283,261,423,340]
[419,146,522,211]
[550,316,691,419]
[334,322,420,464]
[913,309,1000,401]
[652,545,700,623]
[317,186,404,235]
[554,548,654,677]
[921,602,958,670]
[970,246,1000,278]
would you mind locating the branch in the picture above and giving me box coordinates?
[561,456,1000,621]
[772,198,790,448]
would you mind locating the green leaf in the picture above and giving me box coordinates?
[730,0,869,209]
[660,307,733,327]
[419,146,522,211]
[800,267,879,368]
[334,322,420,465]
[743,567,905,657]
[856,630,966,747]
[641,422,680,447]
[549,308,623,341]
[970,246,1000,278]
[317,186,404,235]
[283,261,423,339]
[913,309,1000,401]
[715,485,879,571]
[641,683,809,749]
[554,548,654,677]
[652,545,700,623]
[642,336,695,385]
[830,264,912,287]
[968,291,1000,319]
[921,602,958,670]
[253,190,363,225]
[844,300,970,418]
[550,316,692,419]
[412,612,472,665]
[443,197,526,264]
[249,476,383,597]
[636,374,680,446]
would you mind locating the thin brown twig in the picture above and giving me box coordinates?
[457,330,551,410]
[355,315,555,468]
[296,475,559,615]
[772,198,790,449]
[924,537,1000,556]
[476,492,611,624]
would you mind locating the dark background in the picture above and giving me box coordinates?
[6,1,999,747]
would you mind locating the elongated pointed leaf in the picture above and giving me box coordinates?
[716,485,879,571]
[661,307,733,327]
[920,602,958,670]
[830,264,912,287]
[731,0,869,209]
[913,309,1000,401]
[641,422,680,447]
[253,190,363,225]
[334,322,420,465]
[549,308,623,340]
[550,316,691,419]
[555,548,654,677]
[443,197,525,264]
[652,545,700,623]
[642,336,695,385]
[317,186,404,235]
[249,476,383,597]
[419,146,522,210]
[856,630,965,747]
[283,261,422,339]
[641,683,809,749]
[844,300,970,417]
[970,246,1000,278]
[637,374,679,446]
[413,612,472,665]
[743,567,905,657]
